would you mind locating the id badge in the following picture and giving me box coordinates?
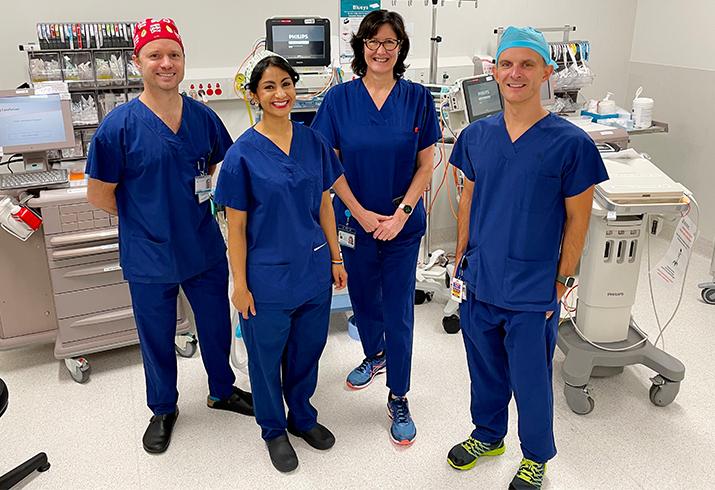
[338,224,356,249]
[195,175,212,203]
[451,277,465,303]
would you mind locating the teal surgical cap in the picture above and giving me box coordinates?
[496,26,558,69]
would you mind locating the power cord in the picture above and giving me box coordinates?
[647,193,700,351]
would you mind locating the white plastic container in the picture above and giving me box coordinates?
[632,97,654,129]
[598,92,617,115]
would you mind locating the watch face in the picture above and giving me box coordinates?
[403,205,412,214]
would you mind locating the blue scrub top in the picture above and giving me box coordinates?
[450,112,608,312]
[86,95,234,284]
[213,122,344,310]
[311,78,441,237]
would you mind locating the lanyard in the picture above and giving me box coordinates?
[197,152,210,176]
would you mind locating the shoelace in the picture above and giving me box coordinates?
[516,459,545,486]
[390,397,410,424]
[356,355,381,374]
[461,437,494,457]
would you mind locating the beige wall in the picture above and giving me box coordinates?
[627,0,715,240]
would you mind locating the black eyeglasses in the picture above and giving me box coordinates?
[363,38,401,51]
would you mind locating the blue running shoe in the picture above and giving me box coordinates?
[387,392,416,445]
[346,353,386,389]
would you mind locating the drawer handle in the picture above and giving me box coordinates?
[50,228,118,246]
[62,263,122,278]
[69,308,134,328]
[52,243,118,260]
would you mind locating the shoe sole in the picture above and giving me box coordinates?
[386,405,416,445]
[345,366,386,390]
[447,445,506,471]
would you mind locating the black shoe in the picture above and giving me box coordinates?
[266,434,298,472]
[287,423,335,450]
[142,407,179,454]
[207,386,254,416]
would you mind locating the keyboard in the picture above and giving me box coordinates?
[0,169,70,190]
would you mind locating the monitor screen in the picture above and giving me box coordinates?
[462,75,503,123]
[0,90,74,154]
[266,18,331,67]
[541,75,555,106]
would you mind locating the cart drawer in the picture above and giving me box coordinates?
[54,282,132,320]
[50,259,124,294]
[57,306,136,343]
[57,299,186,344]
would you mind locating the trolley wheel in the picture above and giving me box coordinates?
[442,314,461,334]
[175,333,198,358]
[415,290,433,305]
[564,383,594,415]
[649,376,680,407]
[701,288,715,305]
[64,357,91,384]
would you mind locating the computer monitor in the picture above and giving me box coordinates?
[265,17,331,68]
[541,75,555,107]
[0,88,75,170]
[462,75,503,123]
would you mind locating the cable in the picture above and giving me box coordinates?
[1,154,23,174]
[296,67,337,100]
[647,194,700,351]
[564,290,650,352]
[234,42,266,101]
[427,122,449,216]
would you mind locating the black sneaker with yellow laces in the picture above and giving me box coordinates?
[509,458,547,489]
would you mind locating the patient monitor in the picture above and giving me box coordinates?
[0,88,75,170]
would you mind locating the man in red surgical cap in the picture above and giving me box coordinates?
[86,18,253,454]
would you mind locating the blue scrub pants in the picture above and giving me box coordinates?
[459,294,559,463]
[342,232,422,397]
[240,287,332,442]
[128,256,236,415]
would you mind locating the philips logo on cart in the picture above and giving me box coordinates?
[607,292,625,296]
[289,34,309,40]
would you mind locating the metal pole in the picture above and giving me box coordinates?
[428,0,439,85]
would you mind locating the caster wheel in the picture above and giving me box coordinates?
[175,334,198,358]
[649,376,680,407]
[701,288,715,305]
[65,357,91,384]
[442,314,461,334]
[564,383,594,415]
[415,290,433,305]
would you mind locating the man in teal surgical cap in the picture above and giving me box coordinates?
[446,26,608,489]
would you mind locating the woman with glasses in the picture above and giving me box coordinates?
[312,9,440,446]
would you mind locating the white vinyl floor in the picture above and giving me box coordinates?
[1,230,713,490]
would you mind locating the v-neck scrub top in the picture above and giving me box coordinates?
[311,78,441,237]
[86,95,234,284]
[450,112,608,312]
[213,122,344,310]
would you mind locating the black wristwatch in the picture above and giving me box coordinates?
[398,203,412,215]
[556,274,576,288]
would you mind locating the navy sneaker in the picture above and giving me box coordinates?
[387,392,416,445]
[346,353,386,389]
[509,458,547,489]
